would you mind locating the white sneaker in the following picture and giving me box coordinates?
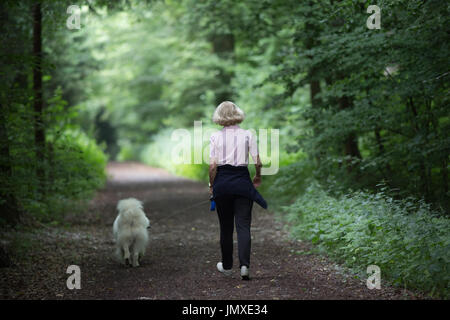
[216,262,232,276]
[240,265,250,280]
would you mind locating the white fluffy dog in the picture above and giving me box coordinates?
[113,198,150,267]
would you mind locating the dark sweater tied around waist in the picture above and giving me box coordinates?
[212,164,268,209]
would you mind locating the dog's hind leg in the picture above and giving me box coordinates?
[122,244,131,266]
[115,247,124,264]
[131,251,140,267]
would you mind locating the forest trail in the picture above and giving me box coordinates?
[1,162,421,299]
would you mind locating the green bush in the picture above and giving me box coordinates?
[49,129,107,198]
[258,152,312,207]
[20,129,107,223]
[282,183,450,298]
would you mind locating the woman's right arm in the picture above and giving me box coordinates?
[209,162,217,195]
[209,134,218,195]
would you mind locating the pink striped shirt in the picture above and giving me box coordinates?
[209,125,258,166]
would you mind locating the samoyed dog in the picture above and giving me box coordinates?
[113,198,150,267]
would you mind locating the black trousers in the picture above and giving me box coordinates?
[215,194,253,270]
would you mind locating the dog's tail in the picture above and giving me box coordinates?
[117,198,143,213]
[117,198,148,228]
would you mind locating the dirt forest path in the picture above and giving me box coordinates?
[2,162,422,300]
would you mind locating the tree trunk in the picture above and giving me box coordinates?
[339,95,362,173]
[407,97,431,200]
[0,104,21,226]
[210,33,234,105]
[304,1,323,164]
[33,1,46,198]
[375,127,393,177]
[442,157,448,201]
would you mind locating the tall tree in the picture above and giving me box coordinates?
[32,0,45,197]
[210,33,235,104]
[0,103,21,226]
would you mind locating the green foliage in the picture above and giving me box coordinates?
[139,127,211,181]
[41,91,108,220]
[2,0,448,299]
[4,98,107,223]
[265,0,450,207]
[41,129,107,217]
[0,0,108,226]
[282,183,450,298]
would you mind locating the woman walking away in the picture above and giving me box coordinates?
[209,101,267,280]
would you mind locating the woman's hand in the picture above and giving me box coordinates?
[253,155,262,188]
[209,186,213,196]
[252,175,261,188]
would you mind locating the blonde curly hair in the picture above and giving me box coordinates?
[212,101,245,126]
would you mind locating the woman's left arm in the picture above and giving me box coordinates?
[252,155,262,188]
[249,131,262,188]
